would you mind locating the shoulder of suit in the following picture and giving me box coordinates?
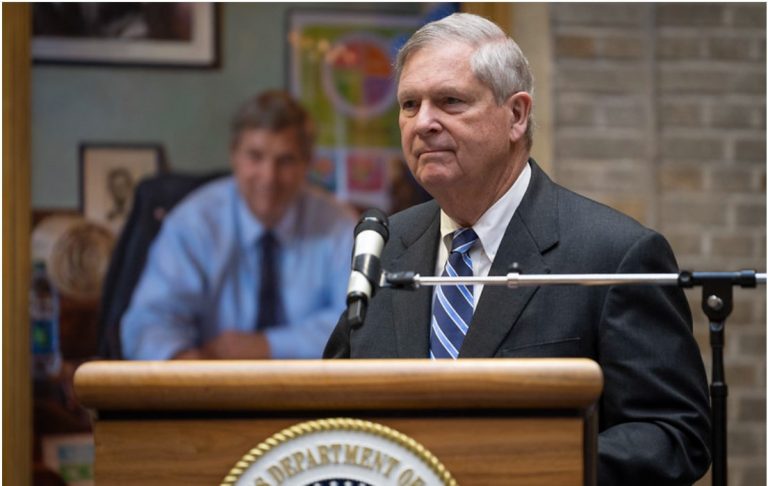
[389,199,439,227]
[387,199,439,238]
[551,183,659,249]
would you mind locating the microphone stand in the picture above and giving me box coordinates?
[384,269,767,486]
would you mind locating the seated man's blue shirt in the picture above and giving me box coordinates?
[120,177,357,360]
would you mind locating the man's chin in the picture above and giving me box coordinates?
[415,167,459,191]
[248,203,286,228]
[416,151,455,165]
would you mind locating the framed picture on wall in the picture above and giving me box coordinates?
[287,9,422,212]
[42,433,94,486]
[79,143,166,236]
[32,3,219,68]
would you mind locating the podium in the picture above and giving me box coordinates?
[74,359,602,485]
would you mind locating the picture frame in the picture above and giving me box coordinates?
[32,3,219,68]
[42,433,94,486]
[79,143,166,235]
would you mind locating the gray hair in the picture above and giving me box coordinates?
[230,90,315,158]
[395,13,535,148]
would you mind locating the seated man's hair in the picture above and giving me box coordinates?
[230,90,315,157]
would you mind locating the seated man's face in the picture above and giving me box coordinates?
[230,127,309,228]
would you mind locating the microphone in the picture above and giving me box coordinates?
[346,208,389,328]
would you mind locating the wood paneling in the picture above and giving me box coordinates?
[3,3,32,486]
[93,416,584,485]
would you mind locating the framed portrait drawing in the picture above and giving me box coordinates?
[79,143,166,236]
[32,3,219,68]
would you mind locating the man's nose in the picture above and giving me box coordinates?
[413,103,442,136]
[261,160,278,184]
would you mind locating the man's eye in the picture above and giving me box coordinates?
[401,100,416,111]
[445,97,462,105]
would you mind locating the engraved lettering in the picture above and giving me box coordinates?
[305,447,319,469]
[291,451,305,473]
[317,445,331,465]
[398,469,414,485]
[397,469,426,486]
[238,428,443,486]
[330,443,342,464]
[280,457,297,477]
[344,444,360,465]
[267,465,284,485]
[383,456,401,478]
[359,447,374,469]
[372,450,385,474]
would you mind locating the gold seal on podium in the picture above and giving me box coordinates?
[221,417,456,486]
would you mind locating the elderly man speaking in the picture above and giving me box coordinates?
[324,13,711,485]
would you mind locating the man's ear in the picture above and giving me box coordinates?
[505,91,532,143]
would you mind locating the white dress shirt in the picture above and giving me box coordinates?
[435,162,531,302]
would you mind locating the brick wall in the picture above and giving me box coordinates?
[550,4,766,485]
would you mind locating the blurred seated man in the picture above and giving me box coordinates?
[121,90,357,360]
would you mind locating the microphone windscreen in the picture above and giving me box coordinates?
[354,208,389,241]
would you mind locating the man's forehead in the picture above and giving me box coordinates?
[396,44,483,98]
[397,41,474,78]
[402,38,475,63]
[237,126,301,142]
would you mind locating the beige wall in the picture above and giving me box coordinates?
[549,4,766,485]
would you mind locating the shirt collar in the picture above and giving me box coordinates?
[439,161,531,260]
[237,186,305,248]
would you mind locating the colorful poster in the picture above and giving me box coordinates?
[289,11,420,211]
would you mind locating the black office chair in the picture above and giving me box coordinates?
[97,170,228,359]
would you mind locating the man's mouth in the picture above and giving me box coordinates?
[417,148,452,157]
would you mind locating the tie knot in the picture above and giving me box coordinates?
[261,231,278,248]
[450,228,478,255]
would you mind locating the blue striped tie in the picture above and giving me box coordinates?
[430,228,478,359]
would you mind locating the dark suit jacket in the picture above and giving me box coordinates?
[324,160,711,485]
[98,171,228,359]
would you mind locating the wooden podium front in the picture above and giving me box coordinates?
[74,359,602,485]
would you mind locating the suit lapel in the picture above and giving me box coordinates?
[460,160,560,358]
[390,204,441,358]
[459,215,548,357]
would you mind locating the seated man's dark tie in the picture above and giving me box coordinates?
[256,231,283,330]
